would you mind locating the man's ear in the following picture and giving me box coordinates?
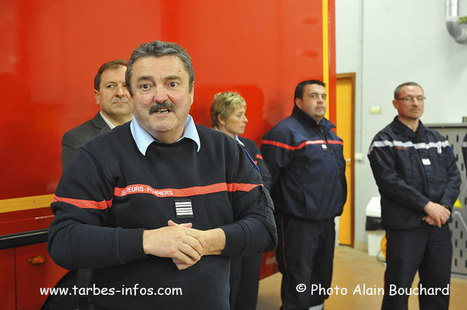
[189,83,195,106]
[94,89,100,106]
[295,97,302,109]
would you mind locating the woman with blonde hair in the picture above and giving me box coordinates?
[210,91,272,310]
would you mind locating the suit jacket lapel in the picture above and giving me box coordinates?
[91,112,111,135]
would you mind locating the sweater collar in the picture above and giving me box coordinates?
[213,128,245,147]
[234,135,245,147]
[390,116,426,139]
[130,114,201,156]
[292,105,335,131]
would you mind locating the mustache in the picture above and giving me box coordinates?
[112,98,130,103]
[149,101,176,114]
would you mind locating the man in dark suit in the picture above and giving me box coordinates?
[61,59,133,168]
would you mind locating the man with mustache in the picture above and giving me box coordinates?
[61,59,133,169]
[48,40,276,309]
[368,81,460,310]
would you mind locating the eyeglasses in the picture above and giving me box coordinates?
[310,93,327,100]
[397,96,426,103]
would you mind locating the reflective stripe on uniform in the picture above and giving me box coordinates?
[368,140,450,154]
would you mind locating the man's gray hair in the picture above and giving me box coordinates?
[394,81,423,99]
[125,40,195,96]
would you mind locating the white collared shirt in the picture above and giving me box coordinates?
[99,111,116,129]
[130,114,201,156]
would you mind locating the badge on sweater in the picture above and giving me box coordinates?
[422,158,431,166]
[174,199,194,219]
[321,144,328,151]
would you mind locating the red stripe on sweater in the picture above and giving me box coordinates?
[54,183,260,210]
[53,195,112,210]
[114,182,260,198]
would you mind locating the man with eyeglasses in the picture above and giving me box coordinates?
[262,80,347,310]
[368,81,460,309]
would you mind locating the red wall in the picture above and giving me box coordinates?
[0,0,335,199]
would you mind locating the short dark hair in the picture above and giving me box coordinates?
[394,81,423,99]
[294,80,326,102]
[94,59,128,91]
[126,40,195,96]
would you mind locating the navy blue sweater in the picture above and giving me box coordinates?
[48,122,276,309]
[261,106,347,221]
[238,136,272,190]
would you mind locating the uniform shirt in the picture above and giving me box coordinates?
[237,136,272,190]
[261,106,347,221]
[368,116,461,230]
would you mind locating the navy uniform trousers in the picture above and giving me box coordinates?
[276,215,335,310]
[383,225,452,310]
[229,253,263,310]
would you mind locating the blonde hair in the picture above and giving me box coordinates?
[210,92,247,128]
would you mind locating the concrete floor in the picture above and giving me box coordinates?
[257,246,467,309]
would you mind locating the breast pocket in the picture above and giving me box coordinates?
[426,149,448,185]
[297,145,326,179]
[394,148,417,183]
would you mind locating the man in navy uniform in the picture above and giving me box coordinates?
[368,81,460,310]
[262,79,347,310]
